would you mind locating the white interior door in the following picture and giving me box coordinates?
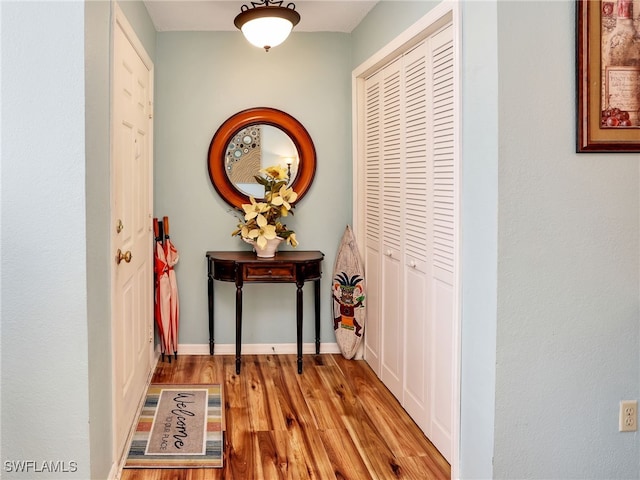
[402,41,430,435]
[425,24,455,462]
[379,58,404,400]
[363,70,382,373]
[355,5,460,469]
[111,6,154,463]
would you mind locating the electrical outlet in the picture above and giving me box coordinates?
[619,400,637,432]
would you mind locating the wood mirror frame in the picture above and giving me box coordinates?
[208,107,317,209]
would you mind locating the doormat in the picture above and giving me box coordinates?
[124,384,224,469]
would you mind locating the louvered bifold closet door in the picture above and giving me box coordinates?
[359,17,457,466]
[363,70,382,373]
[426,23,455,463]
[379,58,404,400]
[402,40,431,435]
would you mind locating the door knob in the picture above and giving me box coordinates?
[116,219,124,234]
[116,249,132,265]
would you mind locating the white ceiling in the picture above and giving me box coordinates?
[143,0,379,33]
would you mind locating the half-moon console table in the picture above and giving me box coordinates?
[206,250,324,374]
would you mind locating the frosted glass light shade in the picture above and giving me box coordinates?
[234,4,300,52]
[241,17,293,50]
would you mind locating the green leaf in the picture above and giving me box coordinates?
[254,175,269,186]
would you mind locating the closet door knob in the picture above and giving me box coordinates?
[410,260,416,268]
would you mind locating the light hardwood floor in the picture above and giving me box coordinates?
[121,354,450,480]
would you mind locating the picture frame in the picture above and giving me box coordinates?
[576,0,640,152]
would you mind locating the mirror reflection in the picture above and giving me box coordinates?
[225,125,299,198]
[208,107,316,209]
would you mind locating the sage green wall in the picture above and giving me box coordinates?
[458,2,499,478]
[494,1,639,478]
[3,1,638,478]
[85,2,113,477]
[352,2,499,477]
[154,32,352,346]
[118,0,157,60]
[1,1,91,478]
[351,1,438,67]
[85,1,156,478]
[353,1,640,478]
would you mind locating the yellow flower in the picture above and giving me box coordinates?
[231,224,251,238]
[232,165,299,249]
[260,165,288,181]
[248,223,277,249]
[242,196,268,223]
[271,185,298,216]
[286,233,298,247]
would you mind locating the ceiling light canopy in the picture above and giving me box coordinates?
[234,0,300,52]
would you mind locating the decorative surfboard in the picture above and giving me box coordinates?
[332,225,366,359]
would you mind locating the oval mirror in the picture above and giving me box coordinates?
[208,108,317,209]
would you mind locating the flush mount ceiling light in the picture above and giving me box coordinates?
[234,0,301,52]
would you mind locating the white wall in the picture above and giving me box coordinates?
[153,31,353,347]
[1,2,91,478]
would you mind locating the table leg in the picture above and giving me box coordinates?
[314,279,320,354]
[235,282,243,374]
[207,260,215,355]
[296,280,304,374]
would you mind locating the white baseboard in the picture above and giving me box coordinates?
[176,342,342,355]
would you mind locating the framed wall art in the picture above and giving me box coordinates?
[576,0,640,152]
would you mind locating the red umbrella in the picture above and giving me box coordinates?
[154,218,172,361]
[163,216,180,358]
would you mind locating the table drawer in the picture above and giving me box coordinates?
[213,261,236,281]
[244,264,295,281]
[301,261,322,280]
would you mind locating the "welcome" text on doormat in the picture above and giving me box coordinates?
[146,389,208,455]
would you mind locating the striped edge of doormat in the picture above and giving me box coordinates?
[124,384,224,469]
